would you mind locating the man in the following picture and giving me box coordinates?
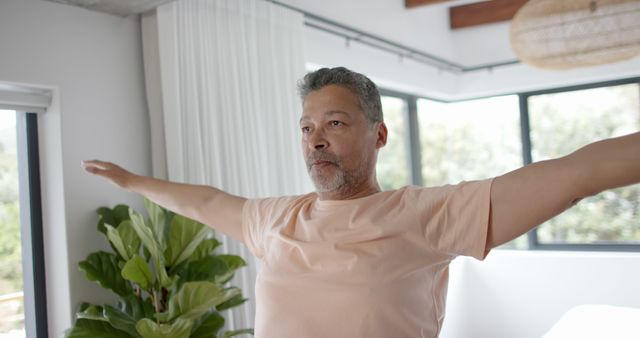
[83,67,640,337]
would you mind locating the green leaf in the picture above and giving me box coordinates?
[97,207,114,236]
[165,214,210,267]
[155,257,173,288]
[97,205,131,236]
[65,318,133,338]
[216,294,247,312]
[217,255,246,270]
[190,312,225,338]
[135,318,192,338]
[129,208,164,264]
[143,246,151,262]
[144,198,167,248]
[76,304,107,322]
[118,295,155,321]
[165,281,239,322]
[215,255,247,284]
[105,223,131,261]
[180,256,229,287]
[154,310,170,323]
[189,238,222,262]
[104,305,141,338]
[219,328,254,338]
[121,255,154,290]
[78,251,132,297]
[218,287,242,305]
[118,220,142,259]
[114,204,132,222]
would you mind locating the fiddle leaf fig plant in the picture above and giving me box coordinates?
[66,199,254,338]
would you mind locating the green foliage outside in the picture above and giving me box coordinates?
[377,96,410,190]
[0,115,24,333]
[0,144,21,292]
[529,84,640,244]
[418,96,523,186]
[65,200,253,338]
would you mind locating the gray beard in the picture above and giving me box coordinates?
[310,166,347,192]
[306,151,370,194]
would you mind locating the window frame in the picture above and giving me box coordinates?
[520,77,640,252]
[379,76,640,252]
[3,110,49,337]
[24,112,49,337]
[379,88,424,187]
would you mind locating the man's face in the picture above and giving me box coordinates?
[300,84,386,193]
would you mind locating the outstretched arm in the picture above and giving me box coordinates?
[488,132,640,248]
[82,160,247,242]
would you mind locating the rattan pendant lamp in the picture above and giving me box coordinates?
[510,0,640,70]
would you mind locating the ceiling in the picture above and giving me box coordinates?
[42,0,525,72]
[44,0,526,29]
[44,0,175,16]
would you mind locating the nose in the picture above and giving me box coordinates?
[307,129,329,151]
[314,139,328,150]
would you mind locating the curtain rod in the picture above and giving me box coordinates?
[267,0,520,74]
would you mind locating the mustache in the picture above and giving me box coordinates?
[306,151,340,169]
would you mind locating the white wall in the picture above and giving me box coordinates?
[441,250,640,338]
[0,0,150,336]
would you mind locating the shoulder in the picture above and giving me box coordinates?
[244,192,316,215]
[402,178,494,203]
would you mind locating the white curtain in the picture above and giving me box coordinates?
[142,0,312,330]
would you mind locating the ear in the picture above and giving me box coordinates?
[375,122,388,149]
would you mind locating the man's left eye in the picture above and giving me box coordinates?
[330,121,343,126]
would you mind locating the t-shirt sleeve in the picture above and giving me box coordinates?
[407,178,494,260]
[242,196,297,259]
[242,198,271,259]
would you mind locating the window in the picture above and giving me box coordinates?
[527,83,640,247]
[376,77,640,251]
[377,95,411,190]
[0,106,47,338]
[417,96,522,186]
[0,110,23,337]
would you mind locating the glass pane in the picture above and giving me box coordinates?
[0,110,24,337]
[418,95,526,249]
[529,83,640,245]
[377,96,410,190]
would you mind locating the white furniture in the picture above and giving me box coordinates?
[543,304,640,338]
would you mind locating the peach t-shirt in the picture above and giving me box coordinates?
[242,179,493,338]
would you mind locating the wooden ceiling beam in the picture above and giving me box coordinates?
[450,0,529,29]
[405,0,454,9]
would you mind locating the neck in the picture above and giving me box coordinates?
[316,178,381,201]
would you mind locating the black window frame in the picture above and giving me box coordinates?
[24,112,49,337]
[379,77,640,252]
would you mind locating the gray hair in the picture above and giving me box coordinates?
[297,67,383,124]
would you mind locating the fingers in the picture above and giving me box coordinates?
[81,160,120,176]
[82,159,111,170]
[82,159,133,188]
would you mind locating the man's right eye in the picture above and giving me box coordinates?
[301,126,311,133]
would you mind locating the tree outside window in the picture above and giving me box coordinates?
[528,84,640,245]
